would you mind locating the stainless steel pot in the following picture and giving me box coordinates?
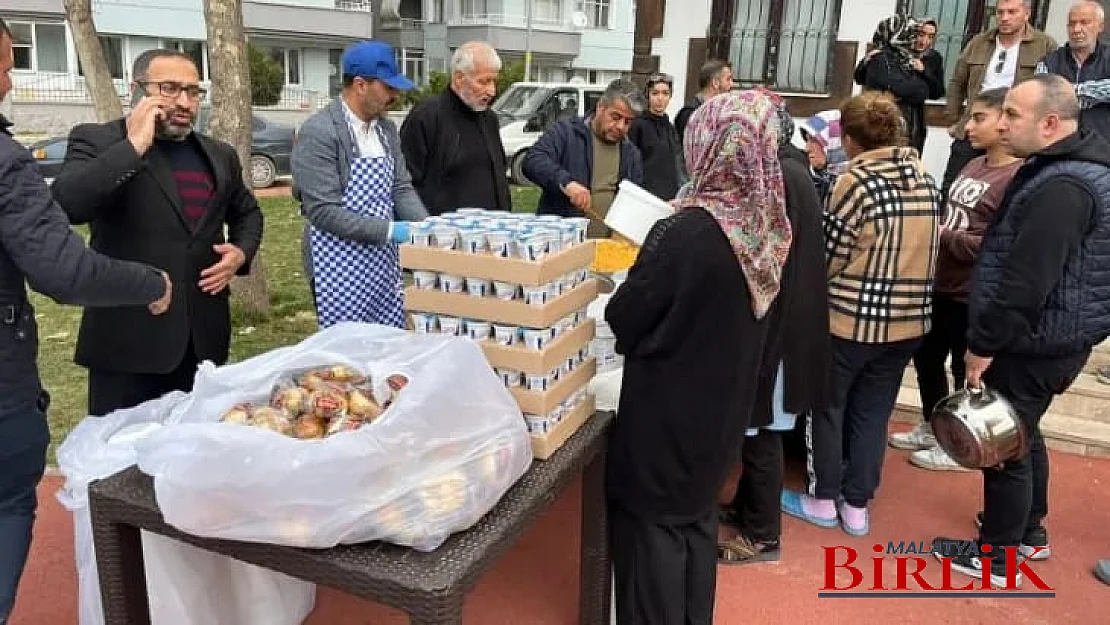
[930,384,1028,469]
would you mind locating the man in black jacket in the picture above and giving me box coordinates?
[0,20,171,623]
[674,60,732,142]
[400,41,511,214]
[51,49,263,417]
[932,74,1110,588]
[522,78,644,237]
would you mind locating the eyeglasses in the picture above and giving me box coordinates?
[995,49,1007,74]
[139,81,208,100]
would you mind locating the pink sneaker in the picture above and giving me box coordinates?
[839,502,870,536]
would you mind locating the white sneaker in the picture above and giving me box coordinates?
[910,445,971,472]
[889,422,936,450]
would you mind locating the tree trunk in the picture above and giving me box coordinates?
[64,0,124,122]
[203,0,271,317]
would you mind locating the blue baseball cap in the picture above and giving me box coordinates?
[341,41,416,91]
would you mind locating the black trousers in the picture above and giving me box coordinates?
[610,502,717,625]
[913,295,969,420]
[941,138,985,202]
[978,351,1087,548]
[728,429,784,541]
[807,337,920,507]
[87,341,201,416]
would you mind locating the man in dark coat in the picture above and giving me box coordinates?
[522,79,644,237]
[400,41,511,214]
[674,59,733,142]
[0,19,172,623]
[51,48,263,417]
[933,74,1110,588]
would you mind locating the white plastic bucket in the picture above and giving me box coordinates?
[604,180,674,246]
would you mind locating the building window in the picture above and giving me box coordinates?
[730,0,841,94]
[535,0,562,23]
[77,35,125,80]
[397,48,425,86]
[578,0,611,28]
[9,21,68,73]
[460,0,487,19]
[428,0,445,23]
[165,40,208,80]
[260,46,302,86]
[895,0,1051,85]
[329,48,343,97]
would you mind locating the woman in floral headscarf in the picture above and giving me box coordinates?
[717,88,831,565]
[856,14,931,152]
[604,89,791,624]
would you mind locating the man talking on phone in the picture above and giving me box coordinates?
[0,19,172,623]
[51,49,263,416]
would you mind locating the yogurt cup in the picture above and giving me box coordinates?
[522,328,549,351]
[559,225,577,248]
[493,280,518,301]
[459,229,488,254]
[496,367,522,387]
[449,217,478,229]
[456,208,485,216]
[524,413,551,435]
[522,285,548,306]
[438,315,462,336]
[547,405,565,423]
[424,216,449,225]
[408,222,434,246]
[439,273,465,293]
[526,372,555,392]
[561,272,578,292]
[536,215,562,224]
[566,218,590,243]
[576,268,589,284]
[486,230,515,258]
[546,280,562,300]
[410,311,437,333]
[466,319,491,341]
[431,225,459,250]
[517,232,548,262]
[492,323,518,346]
[543,229,565,254]
[559,314,576,332]
[466,277,491,298]
[561,357,575,377]
[412,270,438,290]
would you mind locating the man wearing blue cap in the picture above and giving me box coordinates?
[292,40,428,329]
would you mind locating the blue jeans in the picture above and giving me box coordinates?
[0,405,50,625]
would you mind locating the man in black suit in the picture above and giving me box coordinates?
[51,49,264,416]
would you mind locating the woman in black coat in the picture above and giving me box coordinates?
[855,15,931,153]
[605,89,794,625]
[719,97,831,565]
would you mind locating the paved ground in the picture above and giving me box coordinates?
[10,424,1110,624]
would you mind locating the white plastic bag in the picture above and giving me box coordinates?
[134,322,533,551]
[56,393,316,625]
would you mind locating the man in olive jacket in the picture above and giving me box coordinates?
[941,0,1056,197]
[0,19,172,624]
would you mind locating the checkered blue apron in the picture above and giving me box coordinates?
[309,126,404,329]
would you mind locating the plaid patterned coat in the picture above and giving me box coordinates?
[824,146,940,343]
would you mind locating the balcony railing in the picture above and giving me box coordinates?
[382,17,426,29]
[335,0,372,11]
[448,13,576,31]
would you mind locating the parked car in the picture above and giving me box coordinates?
[29,109,295,189]
[29,136,67,184]
[494,81,607,185]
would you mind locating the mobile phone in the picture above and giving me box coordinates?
[130,85,145,108]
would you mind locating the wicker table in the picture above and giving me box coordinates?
[89,410,615,625]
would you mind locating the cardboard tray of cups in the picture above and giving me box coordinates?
[531,393,596,460]
[400,240,597,286]
[404,279,599,329]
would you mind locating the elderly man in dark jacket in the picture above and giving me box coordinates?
[0,19,171,623]
[932,74,1110,588]
[400,41,511,214]
[523,78,644,237]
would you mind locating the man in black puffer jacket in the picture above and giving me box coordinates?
[933,74,1110,589]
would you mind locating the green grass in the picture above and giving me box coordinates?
[36,186,541,463]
